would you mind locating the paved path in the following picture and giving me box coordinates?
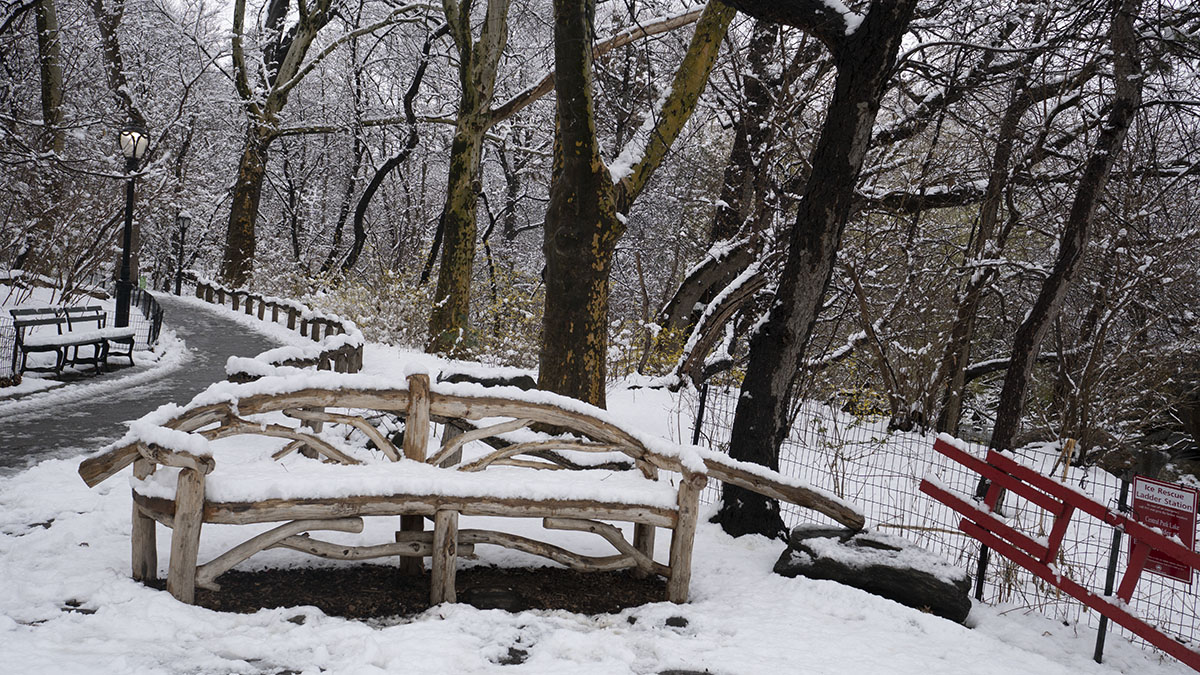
[0,294,284,476]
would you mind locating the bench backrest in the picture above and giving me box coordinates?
[64,305,107,330]
[10,308,67,338]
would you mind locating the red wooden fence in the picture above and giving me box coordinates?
[920,436,1200,671]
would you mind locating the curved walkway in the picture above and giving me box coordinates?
[0,294,285,475]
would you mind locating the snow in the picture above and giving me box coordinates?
[0,454,1188,674]
[0,295,1192,674]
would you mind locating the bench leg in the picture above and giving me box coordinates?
[430,509,459,605]
[667,473,706,603]
[167,468,206,603]
[398,515,424,574]
[633,524,656,579]
[131,459,158,582]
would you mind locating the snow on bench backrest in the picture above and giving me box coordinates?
[78,369,862,528]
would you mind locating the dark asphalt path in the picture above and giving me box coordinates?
[0,294,284,475]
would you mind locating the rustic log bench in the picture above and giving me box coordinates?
[79,372,862,607]
[10,306,136,375]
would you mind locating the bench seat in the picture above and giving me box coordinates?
[132,457,681,523]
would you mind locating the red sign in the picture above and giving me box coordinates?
[1132,475,1198,584]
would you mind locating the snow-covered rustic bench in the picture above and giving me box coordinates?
[78,371,862,606]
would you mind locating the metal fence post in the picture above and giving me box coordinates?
[1094,474,1132,664]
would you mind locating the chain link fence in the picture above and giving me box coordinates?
[689,383,1198,654]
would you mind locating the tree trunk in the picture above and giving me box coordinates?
[221,127,272,287]
[428,120,486,353]
[933,77,1032,433]
[427,0,509,355]
[712,0,919,539]
[25,0,64,275]
[538,0,622,407]
[989,0,1142,451]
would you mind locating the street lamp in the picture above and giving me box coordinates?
[116,124,149,328]
[174,212,191,296]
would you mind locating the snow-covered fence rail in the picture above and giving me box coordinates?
[179,271,363,377]
[690,384,1200,657]
[77,370,858,607]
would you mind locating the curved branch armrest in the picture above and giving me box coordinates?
[137,443,216,475]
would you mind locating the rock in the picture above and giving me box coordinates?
[439,372,538,391]
[774,525,972,623]
[459,584,528,612]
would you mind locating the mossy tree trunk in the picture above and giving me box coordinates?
[538,0,734,407]
[428,0,509,355]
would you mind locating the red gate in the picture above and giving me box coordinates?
[920,436,1200,670]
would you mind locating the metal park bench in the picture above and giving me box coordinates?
[10,306,136,376]
[79,372,863,607]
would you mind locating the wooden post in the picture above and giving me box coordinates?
[244,295,253,314]
[431,509,459,604]
[217,289,225,305]
[166,467,207,603]
[231,293,240,311]
[633,524,656,579]
[399,373,431,575]
[439,423,464,467]
[287,308,297,330]
[131,457,157,582]
[300,319,308,337]
[271,304,279,323]
[257,297,265,319]
[667,472,706,603]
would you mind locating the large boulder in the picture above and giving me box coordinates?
[774,525,972,624]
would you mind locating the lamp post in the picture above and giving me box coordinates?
[116,124,149,328]
[174,212,190,296]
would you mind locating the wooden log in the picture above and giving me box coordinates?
[633,523,656,579]
[203,417,357,465]
[667,472,706,603]
[435,423,465,467]
[133,492,677,528]
[287,309,297,330]
[398,515,424,575]
[271,304,279,323]
[231,293,240,311]
[166,467,206,603]
[404,374,431,461]
[456,529,646,573]
[427,418,533,467]
[274,535,475,560]
[699,455,864,530]
[131,457,157,582]
[283,408,401,461]
[194,518,363,590]
[257,298,266,320]
[544,517,666,576]
[431,510,459,604]
[458,438,620,472]
[244,295,253,315]
[300,319,309,337]
[400,377,430,575]
[137,443,215,475]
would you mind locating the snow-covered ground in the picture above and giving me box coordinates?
[0,294,1193,674]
